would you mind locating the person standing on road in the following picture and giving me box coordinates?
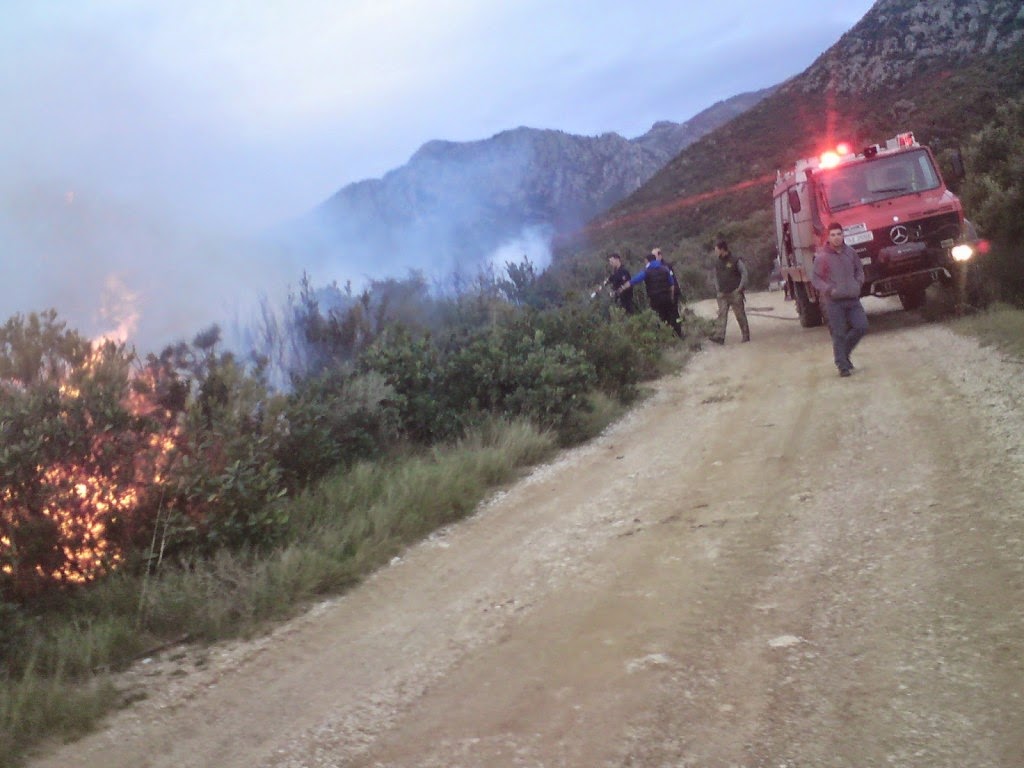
[710,240,750,344]
[604,252,635,314]
[812,221,868,377]
[619,248,682,337]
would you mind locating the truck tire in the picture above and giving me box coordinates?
[793,282,823,327]
[899,289,926,310]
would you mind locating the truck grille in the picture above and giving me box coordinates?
[884,212,960,248]
[861,212,960,261]
[860,212,960,296]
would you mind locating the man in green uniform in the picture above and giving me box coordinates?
[710,240,750,344]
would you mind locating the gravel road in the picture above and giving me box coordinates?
[30,290,1024,768]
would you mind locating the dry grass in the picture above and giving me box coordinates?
[950,303,1024,360]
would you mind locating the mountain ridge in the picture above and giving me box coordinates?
[289,86,776,278]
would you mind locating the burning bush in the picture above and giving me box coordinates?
[0,315,297,602]
[0,312,169,602]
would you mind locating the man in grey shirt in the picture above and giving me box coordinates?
[812,221,868,377]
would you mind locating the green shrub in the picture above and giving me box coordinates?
[442,323,597,437]
[359,327,458,443]
[275,370,401,491]
[961,98,1024,305]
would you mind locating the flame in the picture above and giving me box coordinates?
[94,274,140,345]
[37,463,132,583]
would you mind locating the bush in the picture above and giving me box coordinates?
[441,322,597,437]
[359,327,457,443]
[145,343,291,560]
[275,370,401,491]
[961,98,1024,304]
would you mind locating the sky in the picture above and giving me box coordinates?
[0,0,876,352]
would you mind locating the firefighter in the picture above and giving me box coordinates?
[812,221,868,377]
[619,248,682,337]
[710,240,750,344]
[604,252,635,314]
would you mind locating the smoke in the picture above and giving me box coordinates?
[486,225,555,274]
[0,177,299,356]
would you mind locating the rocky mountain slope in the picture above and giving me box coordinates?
[575,0,1024,275]
[289,88,773,277]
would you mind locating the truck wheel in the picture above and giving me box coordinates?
[793,283,823,327]
[899,289,926,310]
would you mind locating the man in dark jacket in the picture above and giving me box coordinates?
[812,221,868,377]
[620,248,682,337]
[710,240,750,344]
[604,252,635,314]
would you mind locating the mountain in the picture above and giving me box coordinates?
[289,87,775,279]
[569,0,1024,287]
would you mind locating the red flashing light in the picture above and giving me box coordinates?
[819,150,841,169]
[897,132,915,148]
[836,142,852,156]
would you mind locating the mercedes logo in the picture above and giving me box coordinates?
[890,225,909,245]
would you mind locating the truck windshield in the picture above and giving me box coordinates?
[822,149,942,211]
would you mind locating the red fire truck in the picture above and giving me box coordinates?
[773,132,978,327]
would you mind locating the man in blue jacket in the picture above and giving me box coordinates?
[619,248,682,337]
[812,222,868,377]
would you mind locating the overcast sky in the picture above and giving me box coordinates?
[0,0,875,350]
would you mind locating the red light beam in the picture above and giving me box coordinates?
[587,172,777,235]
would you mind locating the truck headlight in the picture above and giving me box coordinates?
[951,244,974,262]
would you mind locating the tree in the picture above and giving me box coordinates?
[960,98,1024,303]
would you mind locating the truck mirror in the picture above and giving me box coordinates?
[788,189,802,213]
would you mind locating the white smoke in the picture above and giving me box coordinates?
[486,225,555,274]
[0,179,298,355]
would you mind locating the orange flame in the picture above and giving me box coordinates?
[94,274,140,345]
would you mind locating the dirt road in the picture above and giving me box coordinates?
[32,290,1024,768]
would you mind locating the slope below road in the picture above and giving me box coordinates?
[31,291,1024,767]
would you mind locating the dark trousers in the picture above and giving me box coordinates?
[651,299,682,337]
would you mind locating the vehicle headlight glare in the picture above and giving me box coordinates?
[951,244,973,262]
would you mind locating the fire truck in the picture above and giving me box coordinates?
[773,132,978,327]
